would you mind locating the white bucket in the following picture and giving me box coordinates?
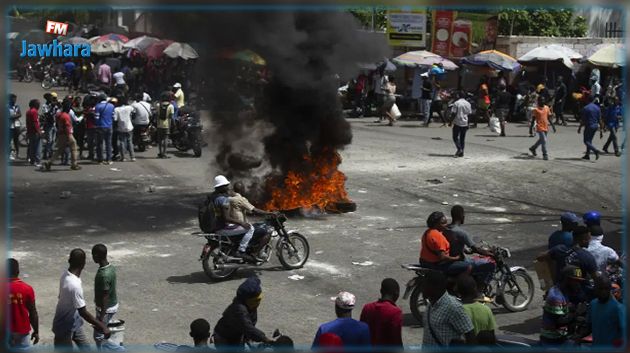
[104,319,126,351]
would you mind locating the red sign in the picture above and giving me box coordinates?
[45,20,68,36]
[431,11,454,57]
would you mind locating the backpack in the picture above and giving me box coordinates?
[198,194,218,233]
[158,103,169,121]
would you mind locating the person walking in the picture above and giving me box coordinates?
[553,76,568,126]
[421,73,432,126]
[360,278,403,349]
[312,291,371,349]
[52,249,110,350]
[528,96,557,160]
[156,92,174,158]
[381,77,397,126]
[41,92,60,160]
[44,99,81,171]
[577,96,603,160]
[7,258,40,350]
[493,84,512,137]
[525,86,538,132]
[94,95,115,165]
[26,99,43,167]
[98,61,112,88]
[602,97,622,157]
[8,93,22,161]
[91,244,119,349]
[114,97,135,162]
[449,91,472,157]
[476,77,490,128]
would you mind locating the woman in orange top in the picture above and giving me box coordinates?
[529,96,557,160]
[420,212,470,275]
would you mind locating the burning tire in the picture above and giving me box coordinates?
[277,232,310,269]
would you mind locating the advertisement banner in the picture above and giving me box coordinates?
[386,10,427,48]
[431,11,498,58]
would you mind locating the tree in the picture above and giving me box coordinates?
[348,7,387,32]
[498,9,587,37]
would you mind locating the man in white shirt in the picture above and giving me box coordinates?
[114,97,135,161]
[587,225,619,273]
[52,249,110,349]
[449,91,472,158]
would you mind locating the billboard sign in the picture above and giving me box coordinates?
[387,10,427,48]
[431,11,498,58]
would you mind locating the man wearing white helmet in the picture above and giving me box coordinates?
[172,83,185,109]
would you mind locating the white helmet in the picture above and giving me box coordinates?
[173,82,182,89]
[213,175,230,189]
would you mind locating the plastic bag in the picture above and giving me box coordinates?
[390,103,402,119]
[489,116,501,134]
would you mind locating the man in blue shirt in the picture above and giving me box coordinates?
[312,291,370,349]
[93,95,115,165]
[577,96,603,160]
[602,97,622,157]
[582,276,625,347]
[548,212,580,249]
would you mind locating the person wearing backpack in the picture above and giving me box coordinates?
[156,92,174,158]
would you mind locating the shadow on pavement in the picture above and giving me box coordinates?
[499,315,542,336]
[426,153,455,158]
[398,124,423,128]
[166,266,289,285]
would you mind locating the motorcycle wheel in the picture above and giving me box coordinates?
[278,233,310,269]
[202,253,237,281]
[499,269,535,312]
[42,78,53,90]
[24,72,33,83]
[193,144,202,157]
[174,138,189,152]
[409,284,427,323]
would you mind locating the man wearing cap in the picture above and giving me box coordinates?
[540,265,586,346]
[586,225,619,273]
[312,291,370,349]
[548,213,580,249]
[213,276,273,348]
[173,83,185,109]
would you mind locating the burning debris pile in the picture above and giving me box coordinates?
[156,11,390,213]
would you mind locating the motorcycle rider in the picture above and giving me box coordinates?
[213,276,274,349]
[420,211,471,276]
[583,211,601,227]
[228,181,276,263]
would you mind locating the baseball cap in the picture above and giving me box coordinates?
[561,265,585,282]
[560,212,580,225]
[332,291,356,310]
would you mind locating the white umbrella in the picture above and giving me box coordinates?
[392,50,458,70]
[123,35,160,51]
[518,44,582,69]
[163,42,199,60]
[587,43,625,68]
[91,40,124,55]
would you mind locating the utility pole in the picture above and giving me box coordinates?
[371,7,375,32]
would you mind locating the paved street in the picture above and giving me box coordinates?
[8,80,623,349]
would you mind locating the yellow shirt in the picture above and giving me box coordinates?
[156,103,174,129]
[229,193,255,224]
[174,89,185,108]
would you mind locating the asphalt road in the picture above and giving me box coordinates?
[8,80,624,349]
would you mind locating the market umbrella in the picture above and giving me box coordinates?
[97,33,129,43]
[220,49,266,65]
[392,50,458,70]
[518,44,582,69]
[123,35,160,51]
[587,43,625,68]
[61,36,90,45]
[91,40,124,55]
[460,50,520,71]
[163,42,199,60]
[8,32,19,40]
[144,39,174,59]
[18,29,50,44]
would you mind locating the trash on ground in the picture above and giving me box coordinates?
[110,168,121,172]
[441,201,449,205]
[431,137,442,140]
[352,261,374,266]
[288,275,304,280]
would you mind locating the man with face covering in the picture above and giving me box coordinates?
[213,276,273,349]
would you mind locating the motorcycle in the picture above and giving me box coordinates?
[133,123,156,152]
[19,62,34,83]
[402,244,535,322]
[42,69,69,90]
[197,213,310,281]
[172,110,203,157]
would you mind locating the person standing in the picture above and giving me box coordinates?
[114,97,135,162]
[312,291,371,349]
[173,82,185,109]
[7,258,39,350]
[92,244,118,349]
[476,77,490,128]
[360,278,403,349]
[449,91,472,158]
[548,212,580,249]
[98,61,112,88]
[591,77,602,104]
[94,95,115,165]
[53,249,110,350]
[553,76,568,126]
[63,59,76,92]
[44,99,81,171]
[456,276,496,345]
[586,225,619,274]
[26,99,43,167]
[422,270,476,347]
[421,73,433,126]
[112,70,127,95]
[525,86,538,132]
[493,84,512,137]
[577,96,603,160]
[156,92,174,158]
[381,77,397,126]
[84,97,97,161]
[582,276,625,347]
[528,96,557,160]
[8,93,22,161]
[602,97,622,156]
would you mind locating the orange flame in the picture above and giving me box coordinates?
[264,150,350,211]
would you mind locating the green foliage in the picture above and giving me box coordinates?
[348,7,387,31]
[498,8,588,37]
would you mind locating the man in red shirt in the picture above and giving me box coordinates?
[8,258,39,349]
[360,278,403,350]
[44,98,81,171]
[26,99,43,167]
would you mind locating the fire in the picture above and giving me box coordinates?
[264,149,351,212]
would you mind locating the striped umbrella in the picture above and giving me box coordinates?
[123,35,160,51]
[144,40,174,59]
[97,33,129,43]
[460,50,520,71]
[219,49,266,65]
[61,36,90,46]
[392,50,458,70]
[91,40,124,55]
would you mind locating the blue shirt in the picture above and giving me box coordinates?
[94,101,115,129]
[604,105,621,129]
[581,103,601,129]
[64,61,76,75]
[588,297,625,346]
[213,195,229,230]
[312,318,370,348]
[549,245,597,299]
[548,231,573,249]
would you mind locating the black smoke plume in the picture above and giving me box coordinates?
[155,11,391,204]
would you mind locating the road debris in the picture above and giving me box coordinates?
[60,191,71,199]
[441,201,449,205]
[352,261,374,266]
[288,275,304,280]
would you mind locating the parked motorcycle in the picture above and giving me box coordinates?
[402,244,535,322]
[42,69,69,90]
[197,213,310,281]
[20,62,34,83]
[172,110,202,157]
